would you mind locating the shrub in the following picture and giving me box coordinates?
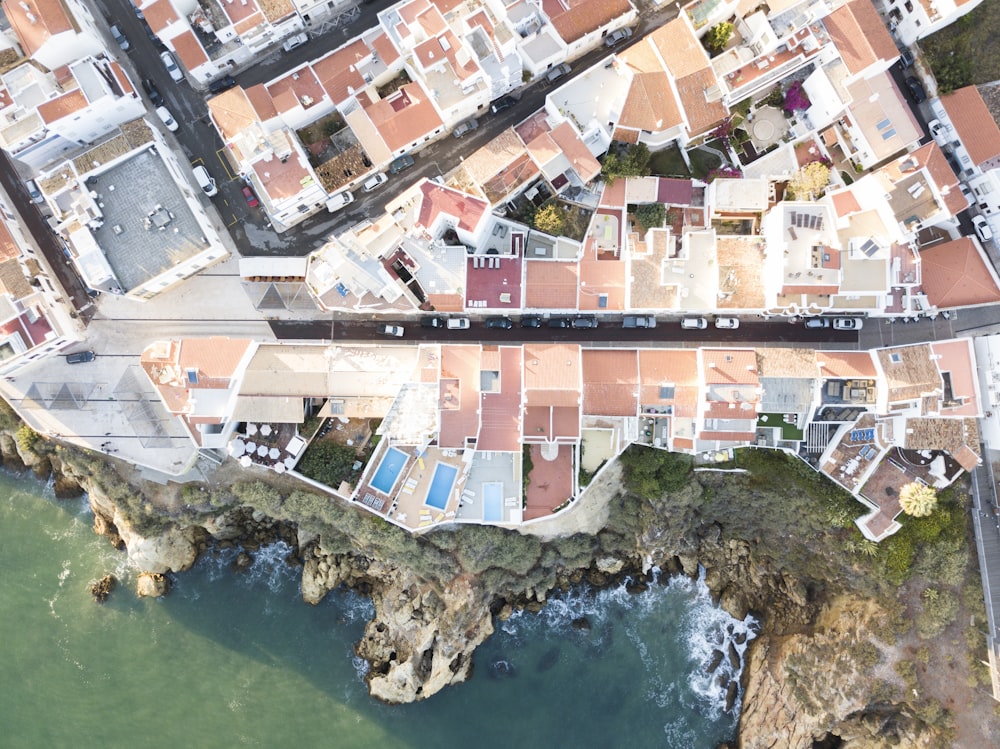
[705,22,735,53]
[15,424,40,454]
[916,588,959,639]
[786,162,831,200]
[532,204,565,236]
[601,143,651,184]
[783,80,811,112]
[632,203,666,233]
[619,445,692,496]
[899,481,938,517]
[297,441,359,488]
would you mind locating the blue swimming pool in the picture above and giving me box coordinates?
[483,482,503,522]
[425,462,458,510]
[370,447,407,494]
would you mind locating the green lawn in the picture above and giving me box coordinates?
[688,147,723,180]
[757,413,804,441]
[649,146,691,178]
[921,5,1000,91]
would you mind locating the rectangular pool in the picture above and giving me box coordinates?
[483,482,503,522]
[425,462,458,511]
[370,447,407,495]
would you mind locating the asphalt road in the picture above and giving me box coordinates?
[271,316,862,345]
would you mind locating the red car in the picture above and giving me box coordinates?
[241,185,259,208]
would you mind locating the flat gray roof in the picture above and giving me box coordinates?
[90,147,209,291]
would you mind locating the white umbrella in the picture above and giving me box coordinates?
[247,424,258,436]
[245,441,256,453]
[258,445,268,457]
[273,463,286,474]
[239,455,252,468]
[269,447,280,459]
[284,457,296,469]
[228,441,243,457]
[260,424,272,436]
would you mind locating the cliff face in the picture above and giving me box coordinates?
[0,431,958,744]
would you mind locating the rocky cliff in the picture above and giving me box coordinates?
[1,425,971,745]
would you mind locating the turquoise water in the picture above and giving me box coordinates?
[370,446,407,494]
[0,470,755,748]
[425,462,457,510]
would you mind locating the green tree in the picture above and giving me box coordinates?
[705,22,734,53]
[899,481,938,518]
[786,162,831,200]
[297,441,359,488]
[632,203,666,233]
[601,143,652,184]
[532,204,565,236]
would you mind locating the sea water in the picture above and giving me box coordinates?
[0,470,756,748]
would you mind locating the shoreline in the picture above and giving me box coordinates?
[2,411,995,746]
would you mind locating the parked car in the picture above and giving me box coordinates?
[521,316,542,328]
[715,317,740,329]
[453,119,479,138]
[485,316,513,329]
[156,106,178,132]
[389,155,415,175]
[160,51,184,82]
[680,317,708,330]
[241,185,259,208]
[110,24,129,51]
[192,165,218,197]
[832,317,864,331]
[898,47,914,68]
[25,179,43,204]
[446,317,471,330]
[327,191,354,211]
[604,27,633,47]
[378,324,404,337]
[66,351,95,364]
[905,76,926,103]
[282,32,308,52]
[489,95,516,115]
[804,317,831,329]
[547,317,571,328]
[622,315,656,328]
[208,75,237,95]
[545,64,571,84]
[974,215,993,243]
[363,173,388,192]
[420,316,444,328]
[142,78,163,107]
[572,315,598,329]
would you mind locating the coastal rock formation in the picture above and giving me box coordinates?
[136,572,171,598]
[90,574,117,602]
[303,546,493,703]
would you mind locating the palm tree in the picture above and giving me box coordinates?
[899,481,938,517]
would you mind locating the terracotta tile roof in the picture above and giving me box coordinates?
[541,0,632,45]
[259,0,294,23]
[675,68,727,137]
[953,442,981,471]
[0,258,30,299]
[582,349,639,416]
[830,187,862,217]
[755,347,818,378]
[144,0,180,34]
[919,237,1000,308]
[37,89,87,124]
[939,85,1000,168]
[252,144,316,201]
[524,342,581,392]
[931,339,979,417]
[902,416,980,460]
[414,30,479,81]
[266,66,326,115]
[428,0,462,13]
[618,71,683,133]
[700,430,756,441]
[525,131,561,166]
[579,250,626,311]
[816,351,876,379]
[524,260,579,309]
[549,121,601,183]
[458,128,527,184]
[0,221,20,263]
[702,349,758,385]
[824,0,898,76]
[877,344,942,403]
[245,84,277,121]
[109,61,134,96]
[5,0,73,58]
[370,32,400,66]
[416,181,488,233]
[172,30,208,71]
[312,40,368,105]
[439,344,481,448]
[648,17,708,79]
[177,337,253,382]
[207,87,260,141]
[362,82,443,153]
[600,179,626,208]
[234,12,265,35]
[479,346,522,451]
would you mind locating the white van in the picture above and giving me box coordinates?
[193,165,218,197]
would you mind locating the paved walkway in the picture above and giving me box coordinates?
[969,449,1000,701]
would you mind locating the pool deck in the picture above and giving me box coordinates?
[382,446,466,530]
